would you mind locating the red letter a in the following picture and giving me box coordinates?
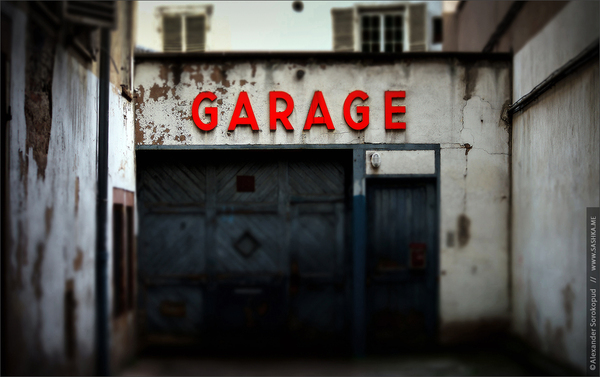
[229,92,259,131]
[303,91,335,130]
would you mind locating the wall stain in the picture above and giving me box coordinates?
[15,221,28,288]
[463,64,479,101]
[240,79,248,86]
[525,287,541,349]
[457,214,470,247]
[74,177,80,214]
[32,243,45,300]
[561,283,574,330]
[172,64,182,86]
[18,150,28,196]
[158,64,169,82]
[183,64,204,84]
[210,65,232,87]
[44,206,53,236]
[73,248,84,271]
[544,319,567,359]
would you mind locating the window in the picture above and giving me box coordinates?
[113,188,135,318]
[433,17,443,44]
[361,13,404,53]
[163,14,206,52]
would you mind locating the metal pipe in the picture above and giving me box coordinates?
[96,26,111,376]
[508,39,599,115]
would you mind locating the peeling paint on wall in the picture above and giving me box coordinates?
[24,20,56,179]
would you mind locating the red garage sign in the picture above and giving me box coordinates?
[191,90,406,132]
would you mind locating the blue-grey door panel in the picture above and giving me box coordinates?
[136,151,350,350]
[366,179,437,350]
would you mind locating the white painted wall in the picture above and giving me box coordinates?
[4,5,98,374]
[3,5,138,374]
[511,1,600,371]
[134,57,512,337]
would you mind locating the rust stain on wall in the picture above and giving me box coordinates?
[24,20,57,180]
[73,248,84,271]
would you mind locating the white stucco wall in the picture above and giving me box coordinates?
[134,56,512,338]
[4,5,98,374]
[511,2,600,371]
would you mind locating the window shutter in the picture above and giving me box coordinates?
[163,16,182,52]
[332,8,355,52]
[409,3,427,51]
[63,1,117,29]
[185,15,206,52]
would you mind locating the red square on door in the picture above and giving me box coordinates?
[409,243,426,269]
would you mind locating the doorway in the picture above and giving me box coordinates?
[366,178,438,352]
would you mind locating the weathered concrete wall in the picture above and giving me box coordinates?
[3,5,99,375]
[108,85,137,373]
[108,2,138,372]
[511,1,600,371]
[134,55,512,341]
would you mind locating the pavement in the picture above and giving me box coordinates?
[119,349,544,376]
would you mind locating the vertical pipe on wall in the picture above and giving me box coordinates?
[352,149,366,356]
[96,27,111,376]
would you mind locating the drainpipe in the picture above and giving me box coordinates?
[96,26,111,376]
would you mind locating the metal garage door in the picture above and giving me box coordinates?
[136,150,351,353]
[366,178,437,351]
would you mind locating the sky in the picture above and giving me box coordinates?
[136,1,436,51]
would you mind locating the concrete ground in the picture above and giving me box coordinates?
[120,350,544,376]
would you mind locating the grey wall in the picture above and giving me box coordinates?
[511,1,600,372]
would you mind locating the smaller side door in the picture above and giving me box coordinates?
[366,178,437,351]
